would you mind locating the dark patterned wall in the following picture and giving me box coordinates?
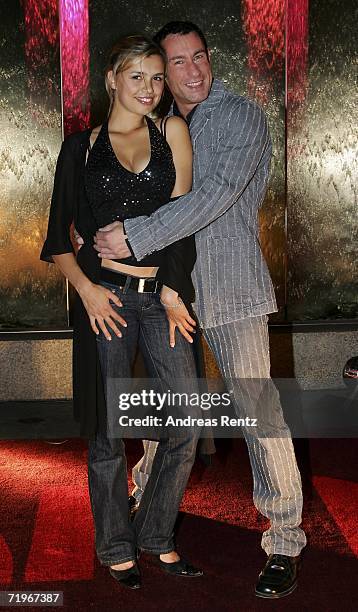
[0,0,355,330]
[287,0,357,320]
[0,0,65,330]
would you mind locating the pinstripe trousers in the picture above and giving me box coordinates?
[132,315,307,557]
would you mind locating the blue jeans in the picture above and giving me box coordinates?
[87,281,200,565]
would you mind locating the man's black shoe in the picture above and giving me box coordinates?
[255,554,301,599]
[128,495,139,519]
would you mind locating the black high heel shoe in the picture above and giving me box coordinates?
[157,556,204,578]
[108,562,141,589]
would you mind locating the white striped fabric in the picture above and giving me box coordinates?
[204,316,306,556]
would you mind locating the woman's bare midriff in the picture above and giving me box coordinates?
[101,258,159,278]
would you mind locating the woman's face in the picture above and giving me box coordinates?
[109,54,165,116]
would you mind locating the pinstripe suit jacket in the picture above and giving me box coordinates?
[125,79,277,328]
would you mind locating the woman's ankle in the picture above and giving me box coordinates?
[159,551,180,564]
[110,560,135,571]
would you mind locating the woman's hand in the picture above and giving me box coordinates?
[78,282,127,340]
[51,253,126,340]
[160,285,196,347]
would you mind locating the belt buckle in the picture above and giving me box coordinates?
[138,278,146,293]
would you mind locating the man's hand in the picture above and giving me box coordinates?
[93,221,131,259]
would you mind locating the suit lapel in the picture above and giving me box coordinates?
[189,109,210,145]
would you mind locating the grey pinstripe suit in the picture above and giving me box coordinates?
[126,80,306,556]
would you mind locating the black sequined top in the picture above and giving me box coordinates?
[40,126,197,437]
[84,116,176,266]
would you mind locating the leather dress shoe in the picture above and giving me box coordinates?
[255,554,301,598]
[157,557,204,578]
[109,563,141,589]
[128,495,139,519]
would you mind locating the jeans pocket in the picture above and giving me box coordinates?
[100,281,124,304]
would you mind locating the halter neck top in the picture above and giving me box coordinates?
[84,116,176,266]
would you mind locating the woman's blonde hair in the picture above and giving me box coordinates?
[105,34,166,114]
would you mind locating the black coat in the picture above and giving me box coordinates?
[40,129,199,439]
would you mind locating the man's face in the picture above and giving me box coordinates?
[161,32,213,115]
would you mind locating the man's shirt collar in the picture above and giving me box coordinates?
[173,101,198,125]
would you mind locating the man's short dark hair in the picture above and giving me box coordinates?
[153,21,209,57]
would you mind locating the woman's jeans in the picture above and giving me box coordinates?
[88,281,200,566]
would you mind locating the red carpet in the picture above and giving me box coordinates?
[25,486,94,582]
[0,438,357,611]
[313,476,358,556]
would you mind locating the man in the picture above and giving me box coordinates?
[92,21,306,598]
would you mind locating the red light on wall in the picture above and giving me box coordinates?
[59,0,90,136]
[23,0,59,98]
[242,0,285,104]
[287,0,309,111]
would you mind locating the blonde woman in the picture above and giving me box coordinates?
[41,35,203,589]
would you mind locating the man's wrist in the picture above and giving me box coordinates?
[124,236,135,258]
[124,216,153,260]
[123,220,135,257]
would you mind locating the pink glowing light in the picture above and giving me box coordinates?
[286,0,309,109]
[242,0,285,104]
[59,0,90,136]
[23,0,59,97]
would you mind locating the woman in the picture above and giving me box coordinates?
[41,35,203,589]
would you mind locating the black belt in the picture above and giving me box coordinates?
[100,267,161,293]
